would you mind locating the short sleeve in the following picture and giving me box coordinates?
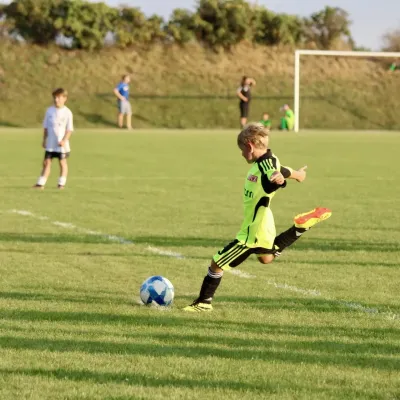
[261,174,286,194]
[116,82,123,91]
[43,109,49,129]
[237,86,242,93]
[66,111,74,132]
[259,158,286,194]
[280,166,292,178]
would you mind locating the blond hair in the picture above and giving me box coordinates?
[237,123,269,149]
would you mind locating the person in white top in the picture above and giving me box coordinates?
[33,88,74,190]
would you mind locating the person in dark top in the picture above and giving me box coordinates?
[237,76,256,128]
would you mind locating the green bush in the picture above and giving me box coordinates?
[1,0,355,50]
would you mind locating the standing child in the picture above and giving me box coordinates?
[237,76,256,128]
[113,74,132,129]
[184,123,331,312]
[33,88,74,190]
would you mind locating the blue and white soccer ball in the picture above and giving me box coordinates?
[140,276,174,306]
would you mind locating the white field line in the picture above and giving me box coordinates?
[9,209,183,258]
[7,209,398,320]
[228,269,256,279]
[229,270,320,296]
[230,270,399,321]
[146,246,185,259]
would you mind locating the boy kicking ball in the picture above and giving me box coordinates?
[33,88,74,190]
[184,123,332,312]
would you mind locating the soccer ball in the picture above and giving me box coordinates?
[140,276,174,306]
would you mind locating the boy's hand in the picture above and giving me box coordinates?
[295,166,307,182]
[58,140,65,147]
[270,171,285,185]
[42,140,46,149]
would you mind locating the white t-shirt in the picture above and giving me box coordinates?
[43,106,74,153]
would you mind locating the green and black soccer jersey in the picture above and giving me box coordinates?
[236,150,292,249]
[284,109,295,130]
[259,119,271,128]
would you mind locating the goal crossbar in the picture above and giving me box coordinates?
[294,50,400,132]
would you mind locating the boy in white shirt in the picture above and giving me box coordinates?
[33,88,74,190]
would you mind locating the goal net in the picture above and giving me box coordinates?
[294,50,400,132]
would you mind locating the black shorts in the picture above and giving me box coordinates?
[239,101,249,118]
[44,151,70,160]
[213,239,274,270]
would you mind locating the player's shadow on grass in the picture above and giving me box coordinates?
[0,367,373,398]
[0,233,119,244]
[0,233,224,248]
[3,308,398,339]
[294,238,400,253]
[0,367,277,393]
[131,236,400,253]
[0,317,398,371]
[6,317,399,353]
[2,288,397,319]
[0,247,211,261]
[132,113,154,126]
[216,296,399,315]
[131,236,227,248]
[0,366,385,398]
[0,120,21,128]
[321,97,387,129]
[79,112,116,127]
[0,291,131,306]
[294,259,400,268]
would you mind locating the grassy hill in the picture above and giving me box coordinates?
[0,40,399,129]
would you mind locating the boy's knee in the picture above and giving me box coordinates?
[257,255,274,264]
[210,259,224,274]
[43,159,51,167]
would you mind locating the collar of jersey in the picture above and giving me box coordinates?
[256,149,272,163]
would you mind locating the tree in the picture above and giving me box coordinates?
[56,1,118,50]
[115,7,165,47]
[253,9,304,46]
[164,8,196,44]
[0,0,356,51]
[3,0,118,49]
[382,29,400,52]
[3,0,63,44]
[0,4,10,37]
[194,0,253,48]
[304,6,353,49]
[145,15,166,43]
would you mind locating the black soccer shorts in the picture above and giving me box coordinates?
[44,151,70,160]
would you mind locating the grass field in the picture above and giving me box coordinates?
[0,129,399,400]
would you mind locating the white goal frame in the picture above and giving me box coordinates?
[294,50,400,132]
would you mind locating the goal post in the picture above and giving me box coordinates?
[293,50,400,132]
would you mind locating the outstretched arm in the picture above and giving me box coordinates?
[248,78,256,86]
[281,165,307,182]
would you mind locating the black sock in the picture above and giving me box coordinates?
[197,267,223,304]
[274,225,308,254]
